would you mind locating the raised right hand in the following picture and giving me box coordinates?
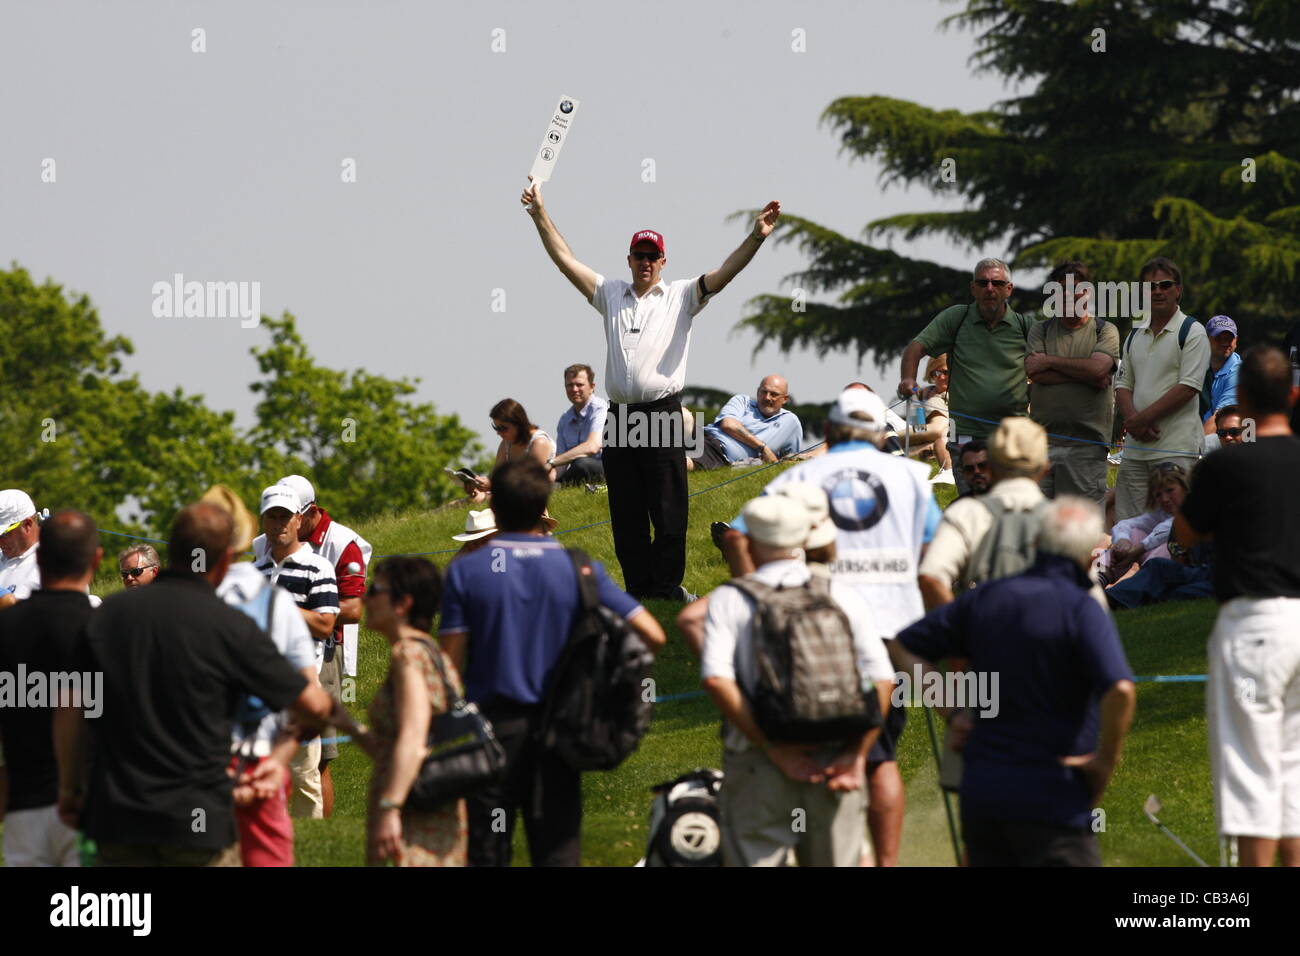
[521,175,544,217]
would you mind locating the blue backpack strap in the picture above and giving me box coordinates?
[232,582,276,726]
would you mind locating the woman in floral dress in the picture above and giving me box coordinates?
[340,556,467,866]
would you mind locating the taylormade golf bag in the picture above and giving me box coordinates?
[642,769,724,867]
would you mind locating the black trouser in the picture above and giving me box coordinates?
[466,701,581,867]
[603,394,688,599]
[556,456,605,485]
[962,817,1101,867]
[692,434,732,471]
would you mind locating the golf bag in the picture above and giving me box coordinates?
[641,769,724,867]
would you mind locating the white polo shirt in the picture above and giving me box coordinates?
[1115,308,1210,460]
[0,544,41,602]
[589,274,712,403]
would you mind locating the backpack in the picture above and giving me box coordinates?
[725,574,881,744]
[535,548,655,771]
[231,581,276,741]
[641,768,724,867]
[1123,314,1210,418]
[964,496,1051,588]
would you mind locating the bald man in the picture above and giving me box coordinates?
[691,375,804,471]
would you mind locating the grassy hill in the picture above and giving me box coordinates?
[0,460,1221,866]
[292,461,1219,867]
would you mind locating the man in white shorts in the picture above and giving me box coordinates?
[1176,345,1300,866]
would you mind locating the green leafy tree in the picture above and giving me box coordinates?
[738,0,1300,367]
[247,314,480,520]
[0,265,149,528]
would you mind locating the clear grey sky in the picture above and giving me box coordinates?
[4,0,1016,454]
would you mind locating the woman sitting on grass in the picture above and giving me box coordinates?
[1096,462,1190,587]
[464,398,555,502]
[335,556,467,866]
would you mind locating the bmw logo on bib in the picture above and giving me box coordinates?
[824,469,889,532]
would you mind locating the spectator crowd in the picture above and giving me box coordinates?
[2,209,1299,870]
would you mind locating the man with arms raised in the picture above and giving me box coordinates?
[521,175,780,599]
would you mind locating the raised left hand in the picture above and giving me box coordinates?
[753,200,781,239]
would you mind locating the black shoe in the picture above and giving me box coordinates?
[710,521,731,550]
[673,585,699,603]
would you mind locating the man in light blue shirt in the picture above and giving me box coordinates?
[550,363,608,484]
[692,375,804,471]
[1202,315,1241,436]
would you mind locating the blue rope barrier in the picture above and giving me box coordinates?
[1134,674,1207,683]
[941,407,1200,458]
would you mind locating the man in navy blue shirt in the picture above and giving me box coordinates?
[439,458,666,866]
[894,496,1136,866]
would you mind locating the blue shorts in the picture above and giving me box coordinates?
[868,702,907,765]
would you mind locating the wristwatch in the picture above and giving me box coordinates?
[378,797,403,812]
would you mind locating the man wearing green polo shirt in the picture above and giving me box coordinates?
[1026,260,1120,505]
[897,258,1034,495]
[1113,257,1210,521]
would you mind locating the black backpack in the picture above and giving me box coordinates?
[535,549,655,771]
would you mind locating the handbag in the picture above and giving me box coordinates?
[404,638,508,811]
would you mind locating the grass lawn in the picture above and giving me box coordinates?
[0,460,1222,866]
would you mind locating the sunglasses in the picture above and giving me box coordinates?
[1146,279,1178,290]
[1216,427,1243,438]
[961,461,990,473]
[630,250,662,262]
[120,565,157,579]
[972,278,1008,288]
[367,581,392,597]
[491,422,510,433]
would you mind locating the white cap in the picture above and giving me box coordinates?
[0,490,37,534]
[278,475,315,513]
[741,496,812,549]
[260,483,302,516]
[452,509,498,542]
[827,388,888,430]
[771,483,836,549]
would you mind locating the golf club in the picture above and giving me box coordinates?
[1143,794,1209,867]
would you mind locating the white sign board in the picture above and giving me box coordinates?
[528,94,580,184]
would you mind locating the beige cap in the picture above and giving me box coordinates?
[771,483,836,549]
[989,417,1048,471]
[742,496,813,549]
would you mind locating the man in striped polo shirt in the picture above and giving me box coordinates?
[254,484,339,819]
[254,474,371,817]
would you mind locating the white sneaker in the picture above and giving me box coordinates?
[930,467,956,485]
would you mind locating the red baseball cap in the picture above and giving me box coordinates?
[628,229,665,254]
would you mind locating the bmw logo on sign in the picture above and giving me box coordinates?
[560,99,574,113]
[824,469,890,532]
